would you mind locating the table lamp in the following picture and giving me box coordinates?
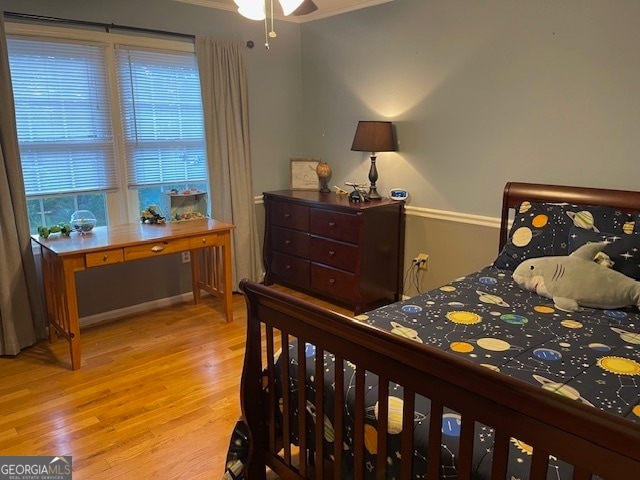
[350,120,396,200]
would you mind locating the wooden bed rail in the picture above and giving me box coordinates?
[239,280,640,480]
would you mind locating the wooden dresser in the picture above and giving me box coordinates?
[263,190,405,314]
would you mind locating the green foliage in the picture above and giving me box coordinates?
[27,193,107,235]
[37,222,72,239]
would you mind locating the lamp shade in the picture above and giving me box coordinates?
[351,121,396,153]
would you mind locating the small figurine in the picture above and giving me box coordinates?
[37,223,72,239]
[141,205,166,224]
[345,182,370,203]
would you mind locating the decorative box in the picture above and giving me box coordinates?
[163,190,209,222]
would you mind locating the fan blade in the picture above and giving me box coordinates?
[293,0,318,16]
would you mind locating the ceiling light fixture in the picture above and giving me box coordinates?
[234,0,303,21]
[234,0,304,48]
[234,0,265,20]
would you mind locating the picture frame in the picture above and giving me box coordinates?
[290,158,320,191]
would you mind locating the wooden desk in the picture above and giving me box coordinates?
[31,219,235,370]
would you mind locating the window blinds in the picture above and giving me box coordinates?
[8,38,118,196]
[115,47,206,188]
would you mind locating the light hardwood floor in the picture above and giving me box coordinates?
[0,285,351,479]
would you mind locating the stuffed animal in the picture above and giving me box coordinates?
[512,241,640,312]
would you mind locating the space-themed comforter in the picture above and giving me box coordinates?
[269,265,640,480]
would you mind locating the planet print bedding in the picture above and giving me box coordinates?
[268,265,640,479]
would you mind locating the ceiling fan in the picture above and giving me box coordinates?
[234,0,317,20]
[234,0,319,48]
[292,0,318,16]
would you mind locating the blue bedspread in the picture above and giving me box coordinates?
[284,266,640,479]
[225,266,640,480]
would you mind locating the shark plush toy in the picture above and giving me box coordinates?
[512,241,640,312]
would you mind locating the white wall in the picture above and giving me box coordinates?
[298,0,640,217]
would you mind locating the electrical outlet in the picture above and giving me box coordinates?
[416,253,429,271]
[182,251,191,263]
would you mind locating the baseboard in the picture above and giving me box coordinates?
[79,291,194,327]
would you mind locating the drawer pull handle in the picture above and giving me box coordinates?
[285,240,291,245]
[284,213,291,219]
[201,238,207,244]
[329,250,335,257]
[151,245,165,252]
[328,222,336,227]
[103,254,109,261]
[329,278,336,284]
[285,265,291,270]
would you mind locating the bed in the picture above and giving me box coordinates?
[232,182,640,480]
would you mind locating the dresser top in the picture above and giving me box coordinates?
[264,190,402,210]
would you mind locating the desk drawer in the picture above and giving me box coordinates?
[124,238,191,261]
[190,232,224,249]
[85,248,124,267]
[310,209,359,243]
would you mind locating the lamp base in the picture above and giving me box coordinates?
[367,154,382,200]
[367,186,382,200]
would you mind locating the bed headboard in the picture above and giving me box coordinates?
[499,182,640,252]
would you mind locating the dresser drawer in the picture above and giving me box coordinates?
[270,201,310,232]
[311,264,358,302]
[124,238,191,261]
[271,251,311,287]
[85,248,124,267]
[189,232,225,249]
[310,236,358,272]
[310,209,359,244]
[271,226,310,257]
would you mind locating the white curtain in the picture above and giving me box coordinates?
[0,15,47,355]
[195,37,263,288]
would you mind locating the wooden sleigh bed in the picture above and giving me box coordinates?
[236,182,640,480]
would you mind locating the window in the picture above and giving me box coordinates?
[6,25,208,233]
[116,47,206,188]
[8,38,115,230]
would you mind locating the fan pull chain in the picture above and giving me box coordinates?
[269,0,277,38]
[263,2,269,50]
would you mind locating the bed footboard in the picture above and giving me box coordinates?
[239,280,640,480]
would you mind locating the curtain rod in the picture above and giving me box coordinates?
[3,11,255,48]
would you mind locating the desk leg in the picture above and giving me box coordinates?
[190,232,233,323]
[62,258,82,370]
[40,247,58,344]
[41,251,83,370]
[221,231,233,323]
[191,249,202,305]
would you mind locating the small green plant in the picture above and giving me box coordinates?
[37,223,72,239]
